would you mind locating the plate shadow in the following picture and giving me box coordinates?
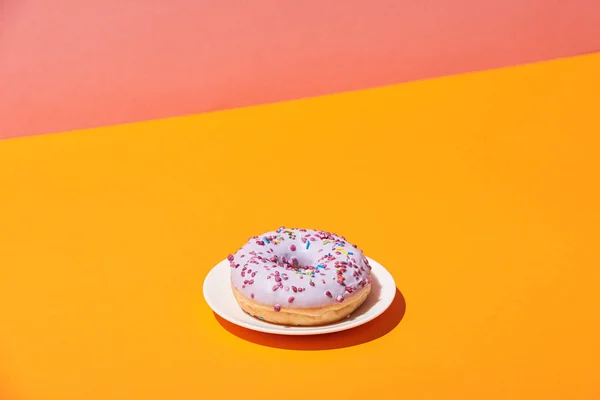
[215,287,406,350]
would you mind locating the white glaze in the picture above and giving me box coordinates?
[229,227,372,310]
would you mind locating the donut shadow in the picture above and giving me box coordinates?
[215,278,406,350]
[0,366,16,400]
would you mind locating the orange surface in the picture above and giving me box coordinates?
[2,0,600,139]
[1,54,600,399]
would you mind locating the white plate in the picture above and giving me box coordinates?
[203,256,396,335]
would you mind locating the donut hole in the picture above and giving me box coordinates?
[278,250,317,269]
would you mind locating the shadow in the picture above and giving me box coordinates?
[215,286,406,350]
[0,368,18,400]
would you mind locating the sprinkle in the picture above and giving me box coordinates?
[227,254,234,262]
[309,280,315,286]
[289,244,296,251]
[325,291,332,298]
[256,240,265,246]
[272,285,279,291]
[306,241,311,250]
[263,237,270,243]
[288,296,295,303]
[274,304,281,312]
[292,286,298,293]
[251,293,254,299]
[336,295,345,303]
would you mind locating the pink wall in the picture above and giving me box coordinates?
[1,1,599,139]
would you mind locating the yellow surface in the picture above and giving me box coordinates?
[1,53,600,399]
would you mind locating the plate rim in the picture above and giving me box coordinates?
[203,256,396,336]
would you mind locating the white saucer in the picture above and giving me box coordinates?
[203,256,396,335]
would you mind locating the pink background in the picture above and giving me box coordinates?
[1,0,599,139]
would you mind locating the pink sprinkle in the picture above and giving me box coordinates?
[227,254,234,261]
[249,279,254,284]
[274,304,281,312]
[289,244,297,251]
[309,281,315,286]
[275,276,282,282]
[292,286,298,293]
[267,275,272,280]
[325,291,332,298]
[272,285,279,291]
[285,286,290,291]
[252,272,256,277]
[251,293,254,299]
[288,296,295,303]
[256,240,265,246]
[301,237,307,243]
[336,295,344,302]
[270,255,278,262]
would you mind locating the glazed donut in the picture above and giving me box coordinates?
[228,227,372,326]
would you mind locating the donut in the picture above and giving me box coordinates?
[227,227,372,326]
